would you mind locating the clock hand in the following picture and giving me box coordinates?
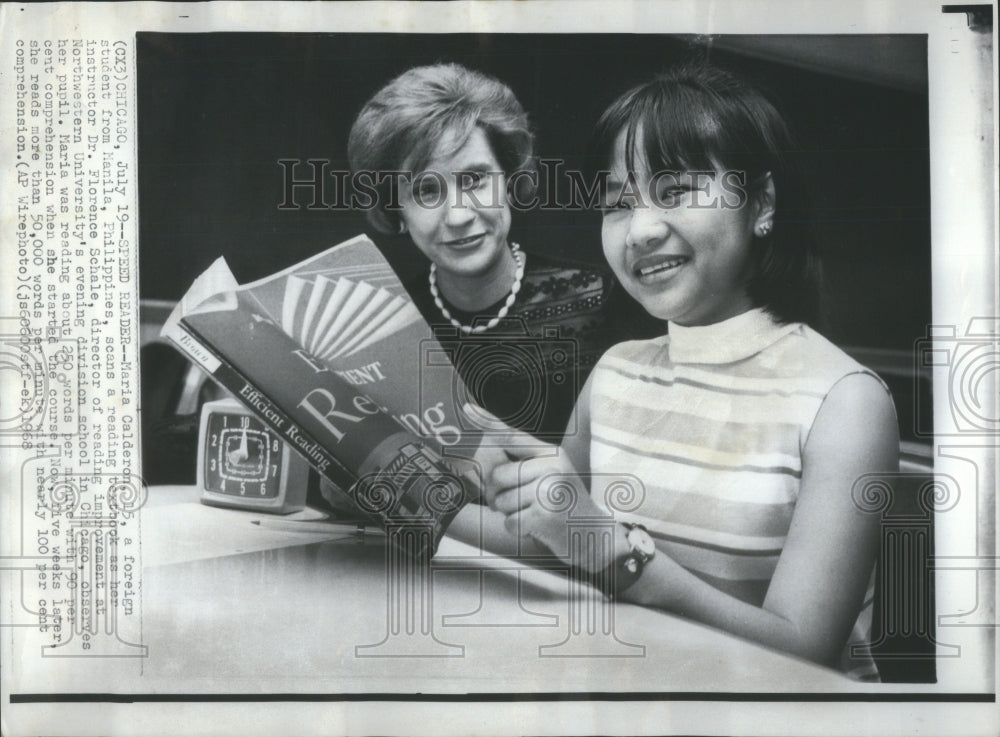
[236,427,250,463]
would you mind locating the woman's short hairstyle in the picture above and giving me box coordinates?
[591,63,823,326]
[348,63,536,234]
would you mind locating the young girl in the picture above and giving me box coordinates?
[482,64,899,680]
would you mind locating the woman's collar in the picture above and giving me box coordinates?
[667,307,799,364]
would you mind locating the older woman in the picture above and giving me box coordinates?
[347,63,644,440]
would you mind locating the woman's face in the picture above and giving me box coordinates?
[399,126,512,281]
[601,128,766,326]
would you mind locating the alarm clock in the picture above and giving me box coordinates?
[197,397,310,513]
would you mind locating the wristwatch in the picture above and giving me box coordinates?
[603,521,656,597]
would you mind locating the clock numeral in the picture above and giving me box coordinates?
[260,483,267,496]
[239,480,246,495]
[241,415,250,429]
[210,458,216,472]
[211,434,218,447]
[272,439,279,452]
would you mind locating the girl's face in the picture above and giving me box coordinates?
[399,126,512,282]
[601,128,772,326]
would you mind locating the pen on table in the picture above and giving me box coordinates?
[249,518,387,537]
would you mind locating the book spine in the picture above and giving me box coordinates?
[163,320,358,490]
[166,316,466,558]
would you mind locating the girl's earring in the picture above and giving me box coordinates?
[398,220,408,235]
[755,221,773,238]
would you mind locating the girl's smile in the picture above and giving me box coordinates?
[631,253,690,282]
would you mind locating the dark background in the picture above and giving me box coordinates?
[137,32,931,354]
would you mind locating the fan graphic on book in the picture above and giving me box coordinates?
[280,274,423,361]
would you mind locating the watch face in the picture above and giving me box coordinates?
[627,526,656,558]
[203,411,283,498]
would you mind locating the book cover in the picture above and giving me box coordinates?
[162,235,481,557]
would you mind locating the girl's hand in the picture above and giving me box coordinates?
[466,405,608,564]
[492,450,582,560]
[463,403,554,502]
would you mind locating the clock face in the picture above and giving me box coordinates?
[203,411,283,498]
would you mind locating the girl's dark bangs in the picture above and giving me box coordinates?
[595,80,734,177]
[640,90,723,174]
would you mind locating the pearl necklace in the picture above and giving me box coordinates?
[428,243,525,335]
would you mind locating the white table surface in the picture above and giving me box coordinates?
[101,484,869,696]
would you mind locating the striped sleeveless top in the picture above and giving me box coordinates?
[588,307,886,680]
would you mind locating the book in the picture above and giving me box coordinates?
[161,235,482,558]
